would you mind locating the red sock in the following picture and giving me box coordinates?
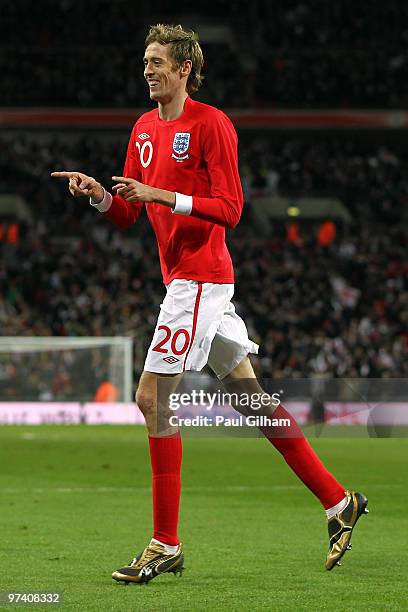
[260,405,345,509]
[148,432,182,546]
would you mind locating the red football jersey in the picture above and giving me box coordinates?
[104,96,243,284]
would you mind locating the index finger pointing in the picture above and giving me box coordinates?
[111,176,133,184]
[51,171,76,178]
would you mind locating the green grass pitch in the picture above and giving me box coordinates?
[0,426,406,611]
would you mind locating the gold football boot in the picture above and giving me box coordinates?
[112,541,184,584]
[326,490,369,570]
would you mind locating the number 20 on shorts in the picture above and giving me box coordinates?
[152,326,191,355]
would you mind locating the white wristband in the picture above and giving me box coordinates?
[90,188,112,212]
[172,192,192,215]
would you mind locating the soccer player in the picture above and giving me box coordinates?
[51,24,368,583]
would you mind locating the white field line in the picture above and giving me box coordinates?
[0,485,300,494]
[0,483,402,494]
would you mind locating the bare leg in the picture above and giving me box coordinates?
[136,370,183,436]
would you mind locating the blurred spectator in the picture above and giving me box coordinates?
[94,381,119,402]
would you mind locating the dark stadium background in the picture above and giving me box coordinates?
[1,0,407,402]
[0,2,407,610]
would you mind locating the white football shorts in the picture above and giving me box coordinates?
[143,279,259,379]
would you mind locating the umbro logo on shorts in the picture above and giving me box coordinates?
[138,132,150,140]
[163,356,180,364]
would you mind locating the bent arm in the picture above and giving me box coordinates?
[172,113,243,229]
[91,190,143,229]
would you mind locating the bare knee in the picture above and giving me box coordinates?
[135,389,157,419]
[135,371,183,435]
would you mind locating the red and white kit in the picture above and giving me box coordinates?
[144,280,258,377]
[92,86,354,564]
[92,96,258,376]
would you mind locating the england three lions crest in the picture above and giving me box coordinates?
[172,132,190,162]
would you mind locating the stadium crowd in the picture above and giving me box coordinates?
[2,0,408,108]
[0,133,407,399]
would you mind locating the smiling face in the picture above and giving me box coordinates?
[144,42,190,103]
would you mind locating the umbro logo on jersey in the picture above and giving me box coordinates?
[163,356,180,364]
[138,132,150,140]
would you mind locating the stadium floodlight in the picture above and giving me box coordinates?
[0,337,133,402]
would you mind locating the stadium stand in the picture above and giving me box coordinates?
[2,0,408,108]
[1,1,407,399]
[0,133,406,399]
